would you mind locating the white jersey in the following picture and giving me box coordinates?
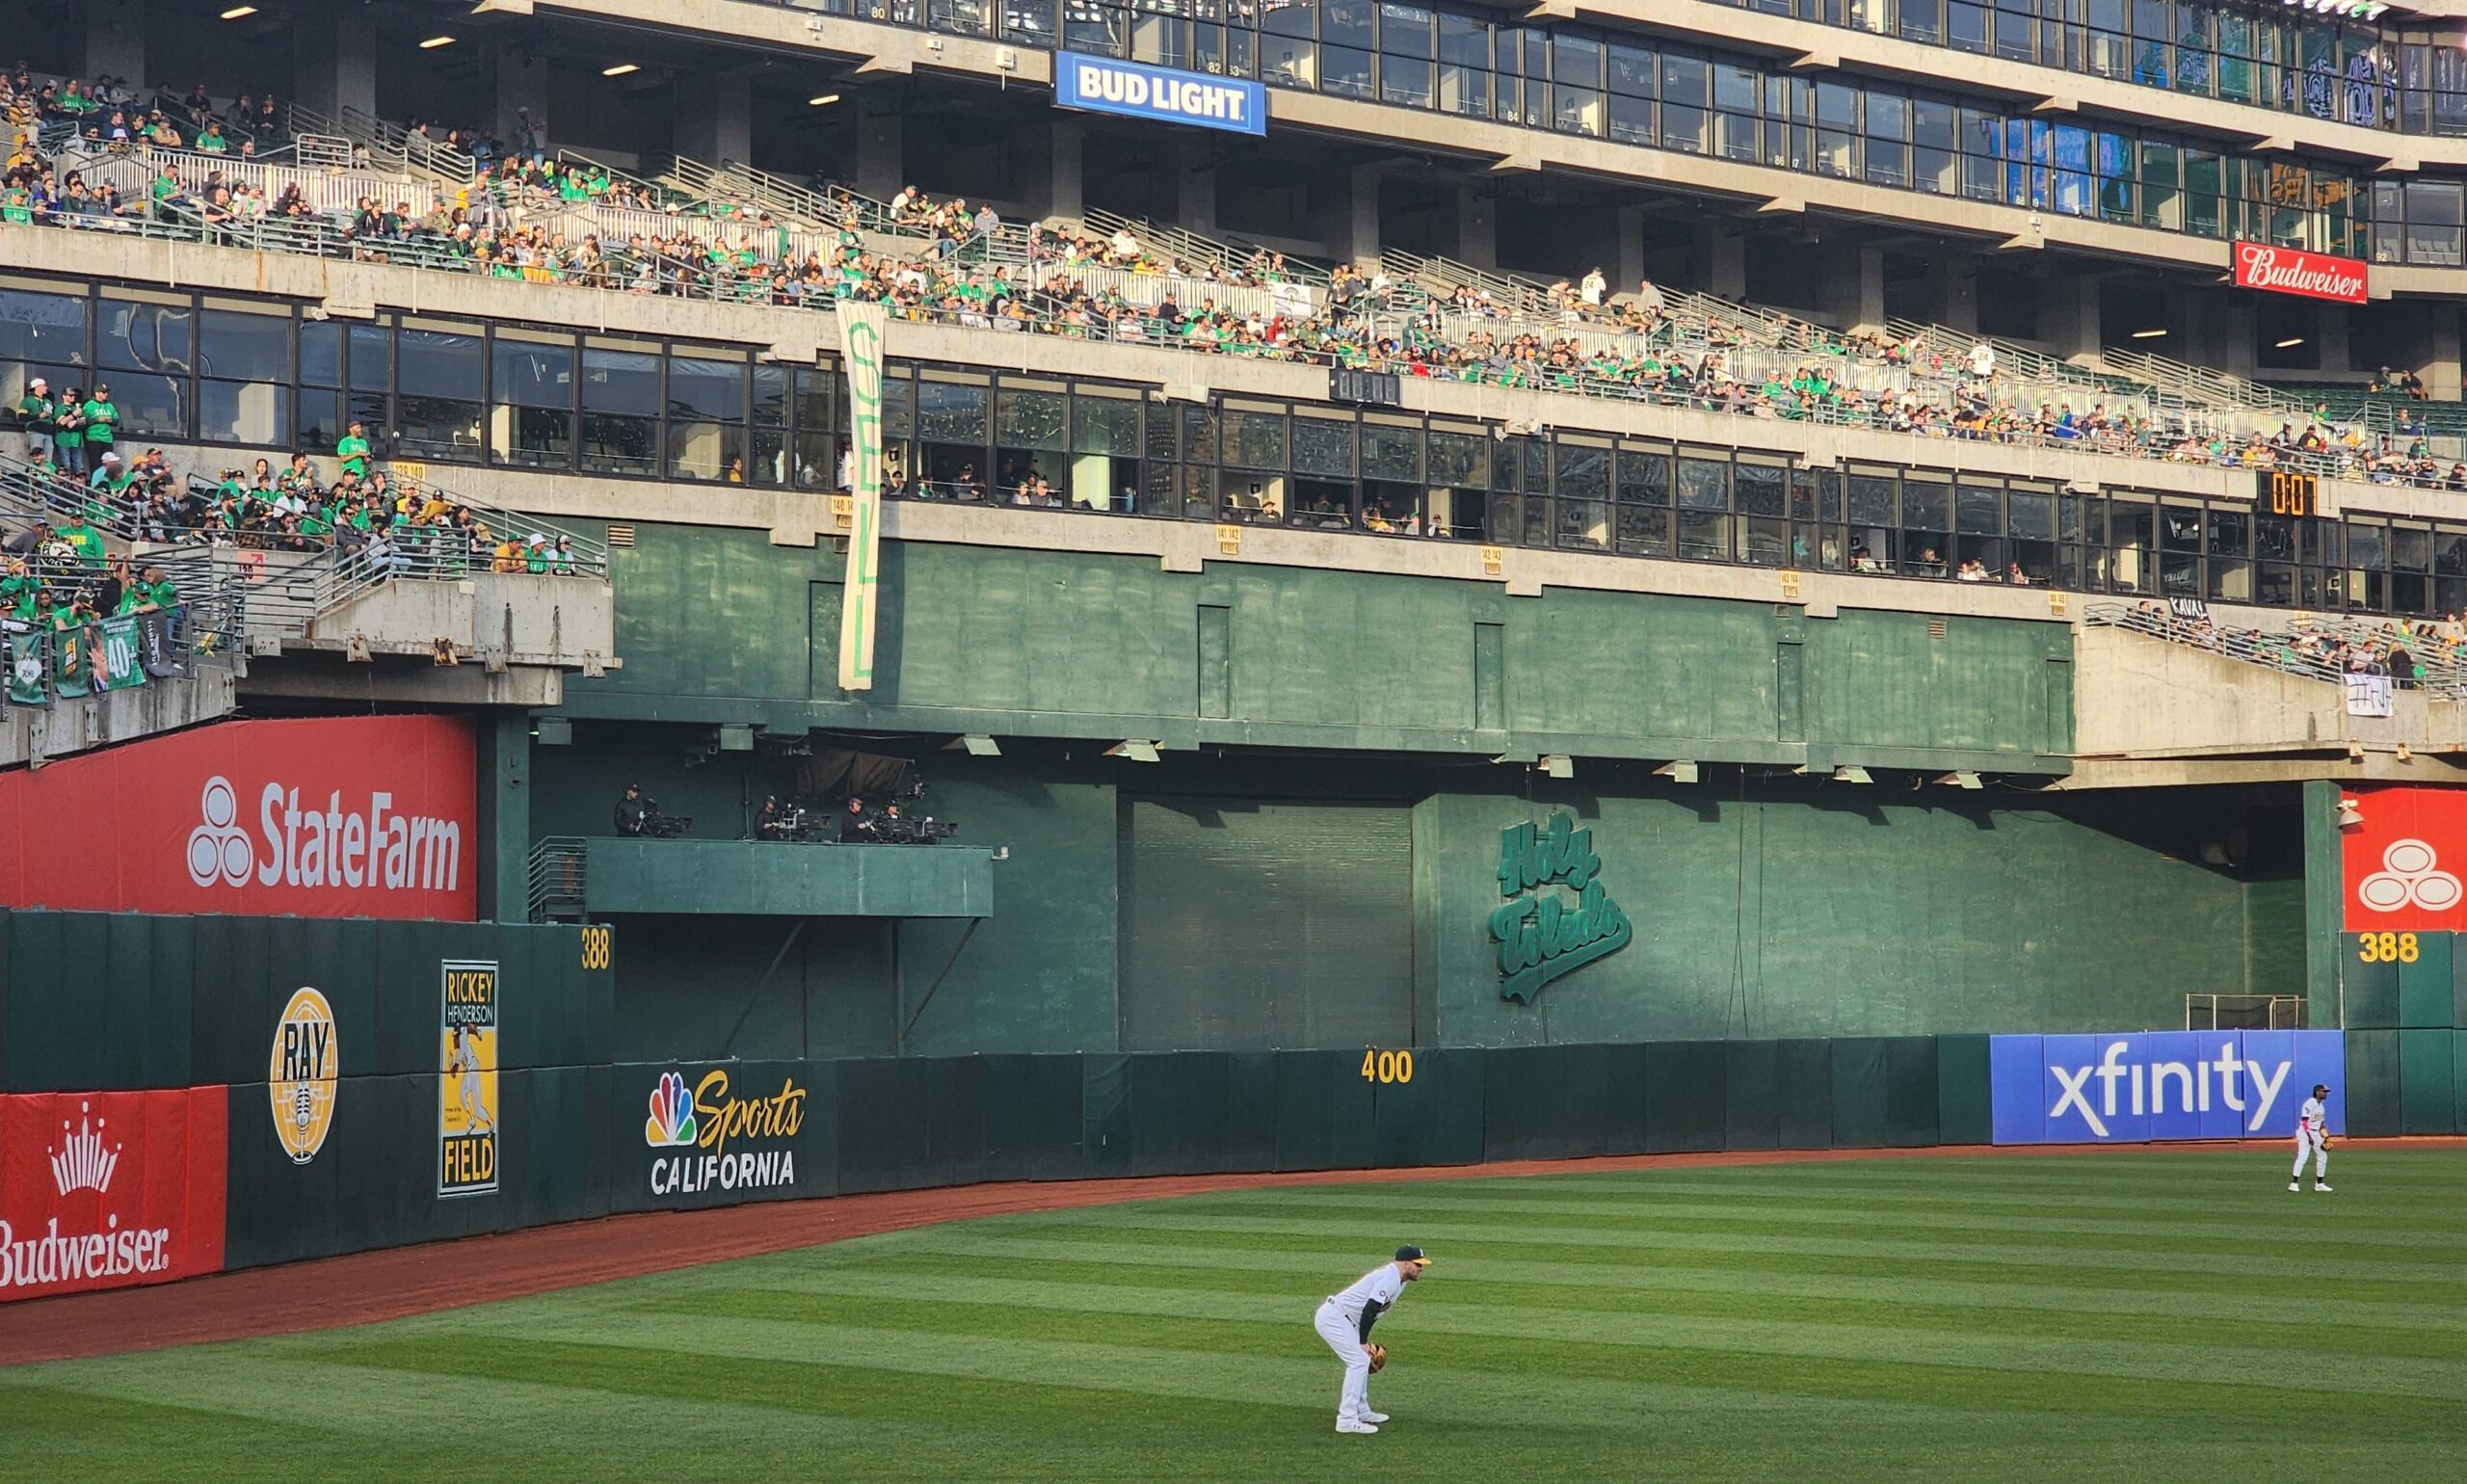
[2298,1097,2327,1134]
[1328,1264,1403,1317]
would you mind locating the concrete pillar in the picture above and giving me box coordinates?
[84,0,145,86]
[2318,303,2352,377]
[1044,117,1084,222]
[2427,311,2463,402]
[2035,275,2101,364]
[674,75,752,166]
[1454,182,1496,270]
[1615,205,1647,295]
[1704,223,1746,301]
[1346,162,1384,270]
[495,44,551,151]
[1176,138,1216,235]
[855,107,905,201]
[478,715,531,925]
[1819,244,1886,335]
[1936,257,1977,334]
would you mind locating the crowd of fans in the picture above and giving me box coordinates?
[3,398,578,578]
[2118,599,2459,690]
[9,65,2467,500]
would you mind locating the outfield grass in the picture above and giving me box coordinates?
[5,1149,2465,1481]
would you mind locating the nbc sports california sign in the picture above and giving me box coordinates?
[2232,242,2368,305]
[0,716,476,919]
[639,1065,809,1208]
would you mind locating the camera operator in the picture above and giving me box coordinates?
[615,782,650,836]
[837,795,870,843]
[755,794,797,841]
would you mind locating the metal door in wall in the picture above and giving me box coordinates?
[1117,798,1414,1051]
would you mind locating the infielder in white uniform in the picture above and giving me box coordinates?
[1313,1245,1429,1434]
[2290,1082,2332,1193]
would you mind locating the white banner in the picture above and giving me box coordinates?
[836,300,888,692]
[2346,674,2394,718]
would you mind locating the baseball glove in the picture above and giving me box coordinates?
[1366,1343,1387,1373]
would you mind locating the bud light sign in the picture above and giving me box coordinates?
[1056,52,1267,137]
[1989,1030,2344,1144]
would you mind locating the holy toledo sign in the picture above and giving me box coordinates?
[1489,810,1632,1003]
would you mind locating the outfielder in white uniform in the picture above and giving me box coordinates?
[2290,1082,2332,1193]
[1313,1245,1429,1435]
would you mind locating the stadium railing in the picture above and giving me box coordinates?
[2082,598,2467,698]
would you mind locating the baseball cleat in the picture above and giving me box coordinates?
[2315,1182,2332,1192]
[1336,1419,1380,1435]
[1359,1411,1390,1423]
[2289,1180,2301,1191]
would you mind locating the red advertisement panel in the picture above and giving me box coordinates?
[2340,785,2467,932]
[0,715,477,920]
[0,1087,226,1302]
[2232,242,2368,305]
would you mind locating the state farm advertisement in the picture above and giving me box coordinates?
[2233,242,2367,305]
[2341,785,2467,932]
[0,1088,227,1302]
[0,716,477,920]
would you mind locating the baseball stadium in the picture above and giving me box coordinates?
[5,0,2467,1475]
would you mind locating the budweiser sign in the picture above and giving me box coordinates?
[2233,243,2367,305]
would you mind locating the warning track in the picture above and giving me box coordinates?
[11,1137,2457,1365]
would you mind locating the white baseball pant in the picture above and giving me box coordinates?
[1313,1299,1372,1422]
[2293,1127,2328,1180]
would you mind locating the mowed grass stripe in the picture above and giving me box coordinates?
[626,1278,2467,1402]
[783,1247,2467,1353]
[995,1210,2467,1286]
[347,1306,2364,1444]
[1173,1191,2465,1252]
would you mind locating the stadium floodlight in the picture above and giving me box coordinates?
[421,35,457,48]
[603,63,641,76]
[2337,796,2364,828]
[809,93,842,106]
[220,4,257,15]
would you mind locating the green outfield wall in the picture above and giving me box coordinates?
[527,740,2304,1057]
[561,530,2074,776]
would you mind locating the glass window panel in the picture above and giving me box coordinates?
[1074,390,1143,455]
[669,354,748,423]
[97,293,192,376]
[1677,454,1728,508]
[198,308,287,383]
[1221,405,1287,468]
[1617,446,1670,502]
[398,327,483,401]
[915,379,988,444]
[1427,428,1489,487]
[1363,417,1421,480]
[491,333,573,411]
[996,385,1069,449]
[349,325,390,391]
[1956,482,2003,535]
[300,318,341,388]
[199,380,287,446]
[1553,437,1610,501]
[1292,411,1356,476]
[1735,460,1786,517]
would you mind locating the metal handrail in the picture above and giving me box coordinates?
[526,835,589,923]
[2083,600,2467,698]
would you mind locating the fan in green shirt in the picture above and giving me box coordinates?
[14,383,55,445]
[80,387,117,456]
[56,519,107,568]
[336,422,371,479]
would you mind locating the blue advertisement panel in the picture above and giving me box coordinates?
[1991,1030,2347,1144]
[1055,51,1268,136]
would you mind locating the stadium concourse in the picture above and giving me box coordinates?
[12,2,2467,1475]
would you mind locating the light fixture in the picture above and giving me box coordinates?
[602,63,641,77]
[2131,328,2167,339]
[1541,754,1574,780]
[1832,765,1874,784]
[2338,796,2365,828]
[1934,771,1983,790]
[421,34,456,48]
[948,732,1000,756]
[2274,336,2305,348]
[220,5,257,17]
[809,93,842,106]
[1654,758,1701,784]
[2397,741,2413,762]
[1105,740,1162,763]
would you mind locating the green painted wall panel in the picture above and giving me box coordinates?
[1420,784,2284,1047]
[2399,1029,2456,1134]
[2341,937,2401,1029]
[570,527,2072,770]
[2400,932,2454,1028]
[1936,1033,1993,1145]
[2454,1031,2467,1132]
[581,838,995,917]
[2346,1029,2401,1136]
